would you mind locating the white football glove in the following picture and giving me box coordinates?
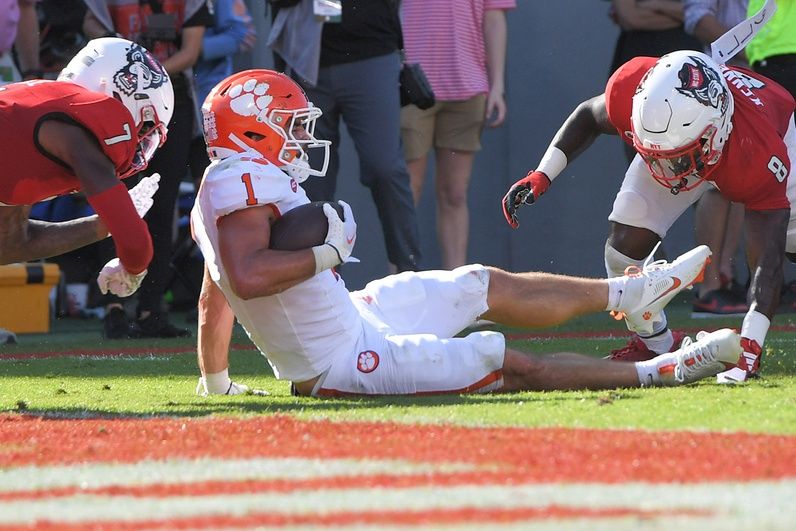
[127,173,160,218]
[312,200,359,273]
[195,377,268,396]
[97,258,147,297]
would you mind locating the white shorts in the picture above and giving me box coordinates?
[608,154,711,238]
[311,265,506,397]
[783,116,796,253]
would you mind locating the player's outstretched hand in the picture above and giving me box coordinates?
[195,377,268,396]
[97,258,147,297]
[323,200,359,263]
[502,170,551,228]
[128,173,161,218]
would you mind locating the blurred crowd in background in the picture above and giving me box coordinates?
[1,0,795,341]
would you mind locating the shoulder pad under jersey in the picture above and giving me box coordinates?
[203,156,302,219]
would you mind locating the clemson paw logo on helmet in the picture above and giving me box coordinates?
[643,311,652,321]
[229,79,274,122]
[357,351,379,373]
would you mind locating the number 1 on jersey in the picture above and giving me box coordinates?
[241,173,258,205]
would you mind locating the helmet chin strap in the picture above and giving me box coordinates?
[228,134,264,158]
[670,176,688,195]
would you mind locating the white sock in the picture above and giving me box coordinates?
[635,359,662,387]
[605,277,627,311]
[639,326,674,354]
[205,368,233,394]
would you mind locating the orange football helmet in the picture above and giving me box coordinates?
[202,69,330,182]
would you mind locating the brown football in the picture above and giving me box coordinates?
[269,201,344,251]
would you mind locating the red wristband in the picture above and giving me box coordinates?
[87,183,153,274]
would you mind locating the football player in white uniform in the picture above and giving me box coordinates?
[191,69,743,398]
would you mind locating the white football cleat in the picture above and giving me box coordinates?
[716,366,753,384]
[620,245,712,335]
[654,328,742,385]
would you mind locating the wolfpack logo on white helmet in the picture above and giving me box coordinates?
[675,55,729,114]
[59,37,174,178]
[632,51,734,194]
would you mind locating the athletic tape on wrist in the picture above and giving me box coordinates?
[741,310,770,346]
[312,243,341,275]
[536,146,568,182]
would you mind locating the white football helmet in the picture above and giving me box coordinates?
[202,69,330,182]
[58,37,174,178]
[632,50,734,194]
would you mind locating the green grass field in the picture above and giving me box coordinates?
[3,293,796,530]
[3,293,795,434]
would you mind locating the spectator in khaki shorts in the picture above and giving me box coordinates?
[400,0,515,270]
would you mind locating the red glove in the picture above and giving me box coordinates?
[501,171,551,228]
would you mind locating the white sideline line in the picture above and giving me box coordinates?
[0,457,478,492]
[0,480,794,526]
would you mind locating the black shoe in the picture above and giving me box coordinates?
[691,289,749,318]
[137,312,191,338]
[103,308,141,339]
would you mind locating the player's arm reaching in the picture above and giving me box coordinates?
[0,121,155,288]
[722,207,790,383]
[502,94,618,228]
[38,119,156,296]
[195,265,260,395]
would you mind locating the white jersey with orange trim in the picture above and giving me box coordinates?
[190,152,361,382]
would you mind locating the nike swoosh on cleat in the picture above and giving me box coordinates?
[650,277,681,304]
[346,235,355,244]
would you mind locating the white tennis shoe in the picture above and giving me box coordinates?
[619,245,712,335]
[655,328,742,385]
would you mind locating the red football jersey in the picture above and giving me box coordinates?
[0,80,138,205]
[606,56,796,211]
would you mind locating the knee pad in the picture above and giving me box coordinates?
[611,190,651,228]
[604,242,644,278]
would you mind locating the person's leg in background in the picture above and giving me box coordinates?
[401,102,435,205]
[332,53,422,272]
[133,99,196,338]
[431,96,485,270]
[296,68,341,203]
[692,189,749,317]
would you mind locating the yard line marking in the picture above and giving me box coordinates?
[0,457,477,493]
[0,481,794,526]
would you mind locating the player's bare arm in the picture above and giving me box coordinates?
[0,120,126,264]
[217,205,318,300]
[197,266,236,375]
[612,0,682,30]
[0,205,99,264]
[38,119,121,197]
[744,208,789,319]
[549,94,617,160]
[502,94,616,227]
[162,25,204,76]
[195,264,261,396]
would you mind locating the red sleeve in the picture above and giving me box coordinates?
[87,183,153,274]
[605,56,658,141]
